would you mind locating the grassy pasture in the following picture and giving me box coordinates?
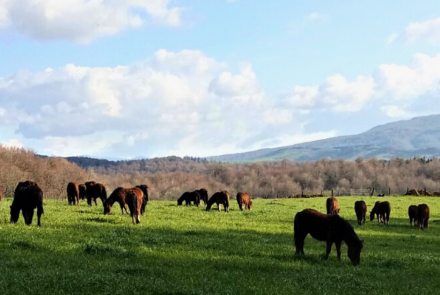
[0,196,439,295]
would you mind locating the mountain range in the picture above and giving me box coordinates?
[209,114,440,162]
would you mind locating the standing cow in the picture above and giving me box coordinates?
[326,197,340,215]
[10,181,44,226]
[136,184,149,215]
[206,191,230,212]
[354,201,367,225]
[85,181,107,206]
[67,182,80,205]
[370,201,391,224]
[236,192,252,211]
[408,205,418,226]
[417,204,430,230]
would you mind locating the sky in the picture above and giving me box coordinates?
[1,0,440,159]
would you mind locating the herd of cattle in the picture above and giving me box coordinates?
[294,197,431,265]
[1,181,433,266]
[1,181,253,225]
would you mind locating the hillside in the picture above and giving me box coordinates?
[210,114,440,162]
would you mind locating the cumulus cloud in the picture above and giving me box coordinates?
[389,17,440,44]
[285,52,440,118]
[3,49,439,158]
[0,49,325,158]
[2,139,23,149]
[0,0,184,43]
[379,105,411,119]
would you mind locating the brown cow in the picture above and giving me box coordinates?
[354,201,367,225]
[66,182,80,206]
[206,191,230,212]
[10,181,44,226]
[85,181,107,206]
[177,191,201,207]
[126,189,144,224]
[417,204,430,230]
[326,197,340,215]
[408,205,418,226]
[294,209,363,265]
[136,184,149,215]
[197,188,209,205]
[104,187,144,215]
[79,184,87,200]
[236,192,252,211]
[370,201,391,224]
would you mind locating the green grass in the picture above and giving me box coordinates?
[0,196,439,295]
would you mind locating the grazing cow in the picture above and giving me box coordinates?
[85,181,107,206]
[66,182,80,206]
[417,204,430,230]
[79,184,86,200]
[236,192,252,211]
[377,193,385,197]
[10,181,44,226]
[370,201,391,224]
[354,201,367,225]
[206,191,230,212]
[408,205,418,226]
[126,190,144,224]
[177,191,201,207]
[197,188,209,205]
[326,197,340,215]
[294,209,363,265]
[136,184,149,215]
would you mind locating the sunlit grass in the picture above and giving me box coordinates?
[0,196,439,294]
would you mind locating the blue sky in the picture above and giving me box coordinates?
[1,0,440,158]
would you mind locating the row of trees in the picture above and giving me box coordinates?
[0,146,89,199]
[75,156,440,200]
[1,146,440,200]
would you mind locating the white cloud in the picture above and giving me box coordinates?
[2,139,24,149]
[263,109,292,125]
[285,86,319,107]
[285,52,440,117]
[379,105,411,119]
[0,0,185,43]
[389,17,440,44]
[209,64,264,104]
[286,74,375,112]
[0,49,318,158]
[376,53,440,100]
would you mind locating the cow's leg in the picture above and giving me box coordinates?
[294,232,306,255]
[335,241,342,260]
[325,241,332,259]
[37,204,43,227]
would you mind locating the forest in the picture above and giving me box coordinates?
[1,145,440,200]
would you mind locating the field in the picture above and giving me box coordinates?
[0,196,439,295]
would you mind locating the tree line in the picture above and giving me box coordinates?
[1,145,440,200]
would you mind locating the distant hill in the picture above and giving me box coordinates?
[209,114,440,162]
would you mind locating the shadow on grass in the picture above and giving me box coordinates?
[84,217,118,224]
